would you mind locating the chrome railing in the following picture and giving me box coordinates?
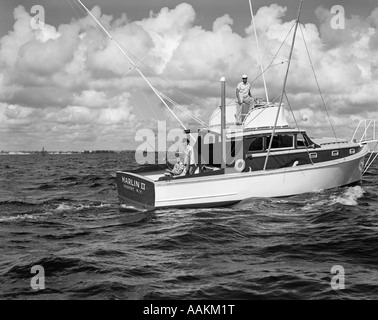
[351,119,378,174]
[351,119,378,144]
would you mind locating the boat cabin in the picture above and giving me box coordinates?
[190,103,363,174]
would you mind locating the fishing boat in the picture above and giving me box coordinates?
[115,84,373,210]
[77,0,377,210]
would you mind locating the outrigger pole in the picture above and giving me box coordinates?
[220,77,226,170]
[76,0,192,137]
[263,0,303,171]
[248,0,269,103]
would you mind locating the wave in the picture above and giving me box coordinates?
[53,202,113,213]
[331,186,365,206]
[301,186,365,211]
[0,213,52,223]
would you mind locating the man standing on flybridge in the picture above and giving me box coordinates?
[235,74,254,124]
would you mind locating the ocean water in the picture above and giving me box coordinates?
[0,152,378,300]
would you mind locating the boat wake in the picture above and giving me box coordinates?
[53,202,113,213]
[233,185,365,215]
[0,212,53,223]
[301,186,365,211]
[331,185,365,206]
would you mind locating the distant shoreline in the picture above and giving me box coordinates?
[0,150,135,155]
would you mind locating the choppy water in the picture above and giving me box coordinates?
[0,153,378,300]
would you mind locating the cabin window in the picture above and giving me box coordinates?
[248,136,264,152]
[309,152,317,158]
[350,148,356,154]
[296,133,310,148]
[332,150,339,156]
[266,134,294,149]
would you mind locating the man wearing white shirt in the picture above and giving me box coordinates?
[184,139,196,175]
[235,74,253,124]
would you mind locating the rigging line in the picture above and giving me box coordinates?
[68,0,161,137]
[122,55,150,78]
[68,0,161,130]
[128,97,159,158]
[78,3,207,115]
[156,90,202,123]
[270,93,283,102]
[263,0,303,171]
[263,53,313,67]
[253,18,277,86]
[364,148,378,175]
[249,0,269,102]
[162,94,208,127]
[206,98,238,125]
[66,0,158,151]
[105,32,207,111]
[69,0,147,74]
[207,99,235,125]
[76,0,191,136]
[71,0,204,114]
[66,0,82,20]
[129,88,187,169]
[74,0,145,70]
[242,106,268,128]
[363,140,378,174]
[89,19,208,121]
[156,91,208,127]
[250,23,295,85]
[137,68,207,112]
[250,61,289,86]
[114,40,155,72]
[261,21,276,64]
[284,91,314,165]
[299,24,340,148]
[133,78,161,121]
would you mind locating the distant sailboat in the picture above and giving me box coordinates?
[41,147,47,156]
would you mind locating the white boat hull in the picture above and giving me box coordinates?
[116,144,368,210]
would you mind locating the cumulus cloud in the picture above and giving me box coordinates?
[0,2,378,151]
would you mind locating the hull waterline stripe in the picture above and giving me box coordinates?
[156,192,238,203]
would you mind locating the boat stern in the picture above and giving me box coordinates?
[116,171,156,210]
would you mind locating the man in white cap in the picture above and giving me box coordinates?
[235,74,253,124]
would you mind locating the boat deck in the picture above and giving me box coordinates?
[136,167,223,182]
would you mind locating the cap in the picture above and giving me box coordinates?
[242,74,248,78]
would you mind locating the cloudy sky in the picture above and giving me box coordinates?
[0,0,377,151]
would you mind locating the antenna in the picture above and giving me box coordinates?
[248,0,269,103]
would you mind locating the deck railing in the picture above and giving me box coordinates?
[351,119,378,174]
[351,119,378,144]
